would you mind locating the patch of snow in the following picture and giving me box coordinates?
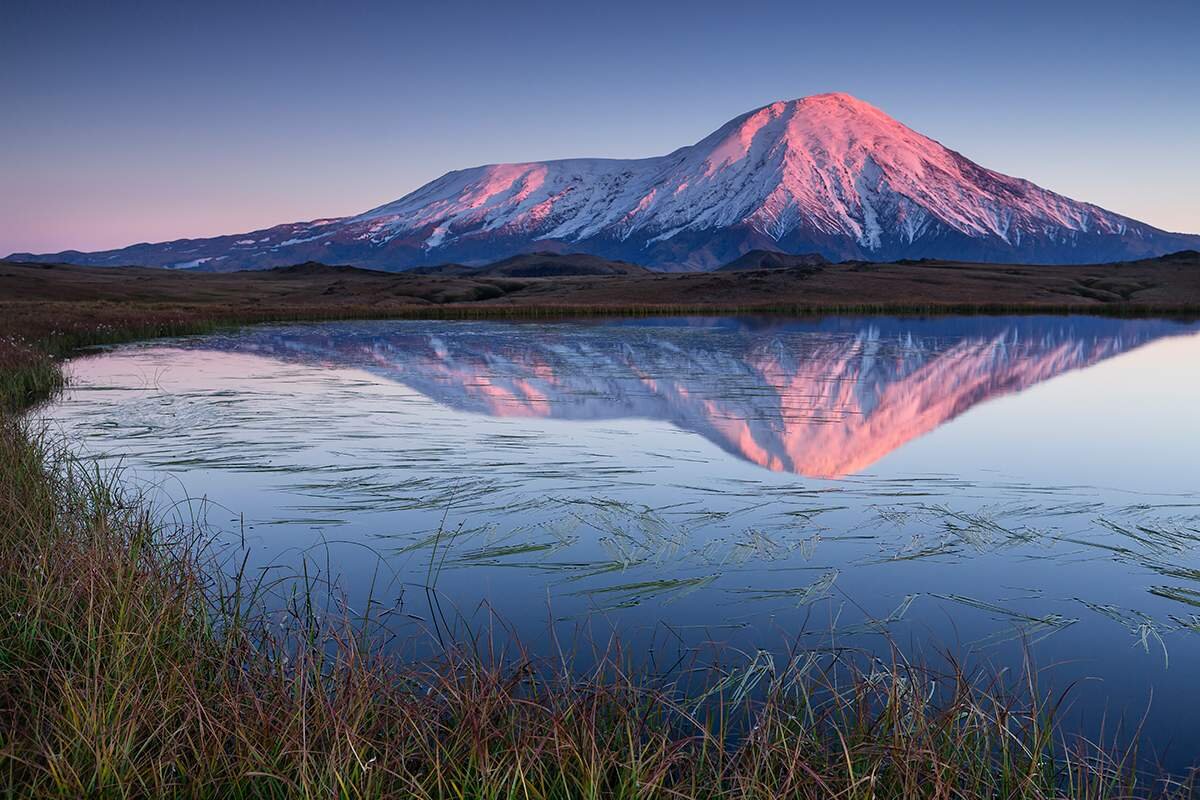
[425,223,451,248]
[645,226,686,245]
[167,257,212,269]
[275,233,332,247]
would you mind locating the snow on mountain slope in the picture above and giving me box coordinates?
[12,93,1199,271]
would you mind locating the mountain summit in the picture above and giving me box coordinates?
[14,93,1199,271]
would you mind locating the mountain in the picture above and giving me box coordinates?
[12,93,1199,271]
[187,316,1199,477]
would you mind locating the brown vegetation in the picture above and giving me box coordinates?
[4,251,1200,322]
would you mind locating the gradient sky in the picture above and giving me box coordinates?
[3,0,1198,256]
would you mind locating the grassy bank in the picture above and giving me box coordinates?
[0,304,408,411]
[1,314,1197,797]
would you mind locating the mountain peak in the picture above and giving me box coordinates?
[706,92,910,155]
[12,96,1199,271]
[719,92,915,151]
[779,91,877,109]
[746,92,892,125]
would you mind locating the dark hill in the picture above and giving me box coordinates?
[409,252,651,278]
[716,250,830,272]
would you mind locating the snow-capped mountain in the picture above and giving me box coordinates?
[13,93,1199,271]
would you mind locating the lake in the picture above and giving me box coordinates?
[44,315,1200,764]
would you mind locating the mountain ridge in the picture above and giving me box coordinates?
[12,93,1199,271]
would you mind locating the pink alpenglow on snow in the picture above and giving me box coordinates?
[13,93,1200,272]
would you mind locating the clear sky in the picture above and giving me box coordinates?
[3,0,1198,256]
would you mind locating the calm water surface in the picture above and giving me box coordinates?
[44,315,1200,762]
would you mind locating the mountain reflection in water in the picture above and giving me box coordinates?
[190,316,1195,477]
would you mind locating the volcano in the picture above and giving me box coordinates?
[13,93,1199,271]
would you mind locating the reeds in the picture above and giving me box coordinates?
[0,338,63,411]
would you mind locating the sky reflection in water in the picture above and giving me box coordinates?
[43,315,1200,762]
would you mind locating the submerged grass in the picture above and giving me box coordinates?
[2,311,1199,796]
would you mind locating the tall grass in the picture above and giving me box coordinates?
[1,311,1197,797]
